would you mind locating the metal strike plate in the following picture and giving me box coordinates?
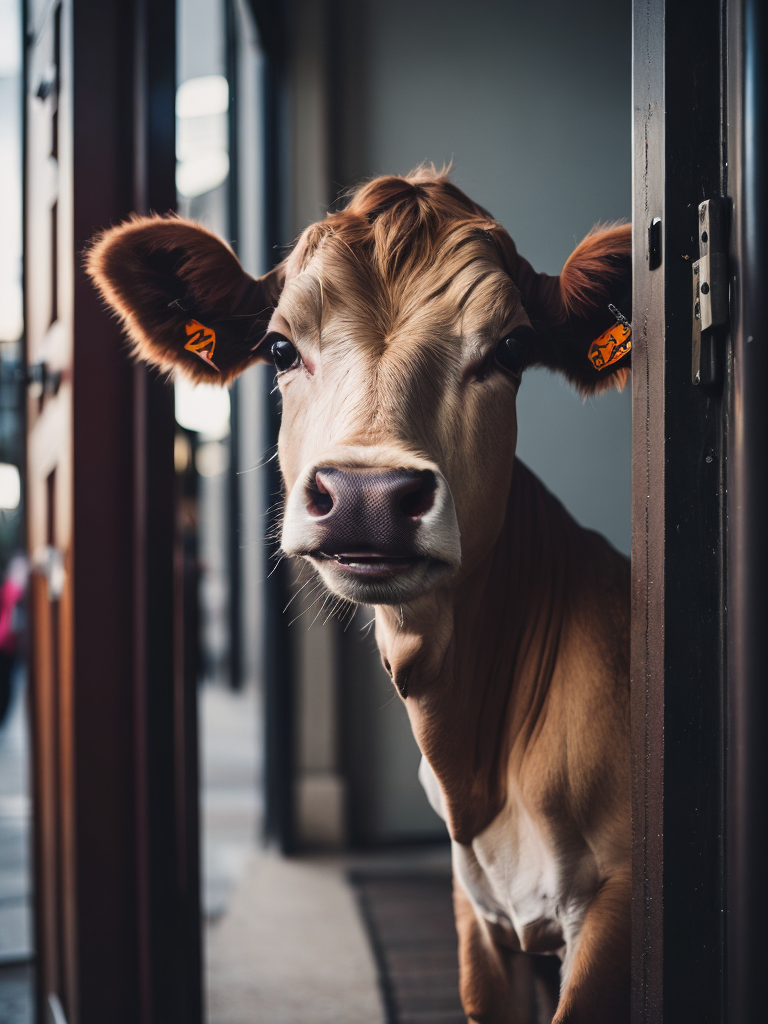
[692,198,729,391]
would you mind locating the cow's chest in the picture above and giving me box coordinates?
[419,757,599,962]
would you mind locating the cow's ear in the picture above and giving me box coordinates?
[86,214,284,384]
[492,223,632,395]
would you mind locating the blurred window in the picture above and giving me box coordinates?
[0,0,32,1018]
[175,0,269,944]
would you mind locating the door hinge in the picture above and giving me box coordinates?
[692,197,729,391]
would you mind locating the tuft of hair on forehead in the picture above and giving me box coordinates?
[286,166,497,289]
[280,168,632,397]
[345,166,493,278]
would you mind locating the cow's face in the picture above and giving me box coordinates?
[271,227,531,605]
[87,174,631,607]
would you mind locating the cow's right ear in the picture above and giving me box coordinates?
[489,223,632,395]
[85,214,284,384]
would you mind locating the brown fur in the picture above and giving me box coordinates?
[85,214,283,384]
[283,168,631,395]
[86,168,630,393]
[375,462,630,1024]
[87,169,633,1023]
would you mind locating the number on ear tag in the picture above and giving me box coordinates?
[184,320,219,371]
[588,321,632,371]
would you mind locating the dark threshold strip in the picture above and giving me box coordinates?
[350,872,465,1024]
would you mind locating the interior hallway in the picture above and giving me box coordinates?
[202,680,387,1023]
[206,851,385,1024]
[201,681,459,1024]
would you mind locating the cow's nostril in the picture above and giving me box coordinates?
[399,471,436,520]
[307,472,334,517]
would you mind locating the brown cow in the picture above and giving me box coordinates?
[87,169,632,1024]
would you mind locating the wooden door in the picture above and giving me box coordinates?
[26,2,76,1020]
[25,2,201,1021]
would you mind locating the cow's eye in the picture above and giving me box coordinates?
[270,336,299,372]
[494,330,531,378]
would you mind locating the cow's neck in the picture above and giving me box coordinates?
[374,458,578,844]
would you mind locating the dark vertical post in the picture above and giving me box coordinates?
[132,1,202,1022]
[70,1,142,1019]
[631,5,666,1014]
[632,1,727,1021]
[727,1,768,1021]
[226,0,243,692]
[250,0,296,851]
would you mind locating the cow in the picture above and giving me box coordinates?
[87,168,632,1024]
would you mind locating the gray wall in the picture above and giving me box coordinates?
[327,0,632,844]
[335,0,632,553]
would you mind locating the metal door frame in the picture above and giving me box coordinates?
[632,1,768,1021]
[725,1,768,1020]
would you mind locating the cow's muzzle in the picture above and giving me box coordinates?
[282,457,461,605]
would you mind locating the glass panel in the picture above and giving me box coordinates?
[175,0,267,986]
[0,1,33,1021]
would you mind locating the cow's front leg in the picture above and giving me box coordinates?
[454,877,540,1024]
[553,872,630,1024]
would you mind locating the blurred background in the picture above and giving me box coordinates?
[0,1,630,1022]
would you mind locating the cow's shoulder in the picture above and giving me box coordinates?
[509,523,631,871]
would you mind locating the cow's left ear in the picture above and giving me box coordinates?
[86,214,284,384]
[493,223,632,395]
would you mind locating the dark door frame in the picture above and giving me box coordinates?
[725,1,768,1020]
[246,0,297,853]
[632,1,768,1021]
[26,1,201,1021]
[631,0,727,1017]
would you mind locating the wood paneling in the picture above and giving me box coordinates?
[26,2,200,1021]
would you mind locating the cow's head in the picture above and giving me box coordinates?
[87,171,631,607]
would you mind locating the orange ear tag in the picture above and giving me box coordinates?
[588,320,632,371]
[184,319,220,372]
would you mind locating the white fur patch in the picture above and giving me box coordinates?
[419,759,598,982]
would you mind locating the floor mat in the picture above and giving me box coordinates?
[351,872,465,1024]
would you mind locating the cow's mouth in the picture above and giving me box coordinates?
[307,549,452,603]
[315,551,426,578]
